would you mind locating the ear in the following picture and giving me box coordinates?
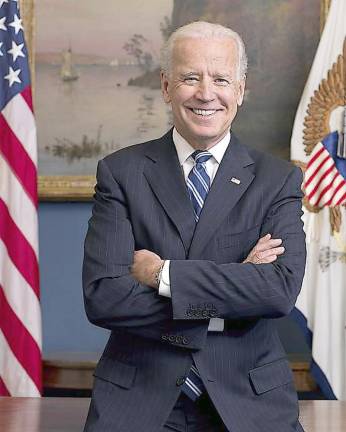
[236,78,246,106]
[160,71,171,104]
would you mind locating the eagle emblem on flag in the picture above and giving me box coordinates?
[302,38,346,233]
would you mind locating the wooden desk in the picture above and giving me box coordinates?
[43,352,100,390]
[43,352,317,392]
[0,398,345,431]
[0,398,88,432]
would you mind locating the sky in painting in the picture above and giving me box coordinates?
[36,0,173,59]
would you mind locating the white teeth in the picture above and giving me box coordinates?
[192,109,216,116]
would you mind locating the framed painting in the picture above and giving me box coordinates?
[21,0,331,200]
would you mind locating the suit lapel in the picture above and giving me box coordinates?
[143,130,196,254]
[189,135,255,258]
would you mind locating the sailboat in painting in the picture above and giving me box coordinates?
[60,48,79,82]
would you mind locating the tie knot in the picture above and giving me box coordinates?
[191,150,212,164]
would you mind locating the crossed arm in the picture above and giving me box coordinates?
[131,234,285,289]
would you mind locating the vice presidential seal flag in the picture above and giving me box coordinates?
[0,1,42,396]
[291,0,346,400]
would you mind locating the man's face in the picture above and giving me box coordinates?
[161,37,245,150]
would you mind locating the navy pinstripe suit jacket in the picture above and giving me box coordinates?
[82,130,306,432]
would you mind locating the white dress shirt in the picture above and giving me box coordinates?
[158,127,231,331]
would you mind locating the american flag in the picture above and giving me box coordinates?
[304,132,346,207]
[0,0,41,396]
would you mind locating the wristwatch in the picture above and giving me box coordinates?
[154,260,165,287]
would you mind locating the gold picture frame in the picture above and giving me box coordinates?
[21,0,331,201]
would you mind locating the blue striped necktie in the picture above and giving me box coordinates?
[187,151,213,222]
[182,150,212,401]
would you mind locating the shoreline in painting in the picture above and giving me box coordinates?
[36,62,171,176]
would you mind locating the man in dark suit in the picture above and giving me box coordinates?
[83,22,306,431]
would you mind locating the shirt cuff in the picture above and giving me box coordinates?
[208,318,225,331]
[158,260,171,298]
[158,260,224,331]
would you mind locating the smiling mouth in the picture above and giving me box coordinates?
[189,108,218,116]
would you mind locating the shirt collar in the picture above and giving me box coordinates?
[172,127,231,166]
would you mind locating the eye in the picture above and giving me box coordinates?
[183,76,199,84]
[214,78,230,86]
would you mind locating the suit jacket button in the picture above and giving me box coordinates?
[176,335,183,343]
[176,376,186,386]
[161,334,168,341]
[182,337,189,345]
[168,335,176,342]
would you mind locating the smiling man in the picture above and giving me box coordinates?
[83,22,306,432]
[161,35,245,150]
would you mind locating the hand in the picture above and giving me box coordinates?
[131,249,163,288]
[243,234,284,264]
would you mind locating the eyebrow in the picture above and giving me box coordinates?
[179,72,199,78]
[214,73,232,79]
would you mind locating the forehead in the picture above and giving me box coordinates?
[171,37,239,73]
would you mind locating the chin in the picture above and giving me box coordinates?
[190,127,225,142]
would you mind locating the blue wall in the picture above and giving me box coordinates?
[39,202,309,358]
[39,202,109,354]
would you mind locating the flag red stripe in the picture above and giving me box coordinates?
[312,171,339,205]
[307,164,335,200]
[306,146,324,168]
[304,153,330,187]
[0,199,39,298]
[0,114,37,206]
[21,86,34,112]
[0,286,41,394]
[335,191,346,206]
[0,376,10,396]
[325,180,346,206]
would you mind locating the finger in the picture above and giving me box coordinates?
[255,254,280,264]
[260,238,282,248]
[262,255,278,263]
[267,238,282,246]
[259,235,283,245]
[270,246,285,255]
[254,239,282,252]
[257,233,271,243]
[260,247,285,258]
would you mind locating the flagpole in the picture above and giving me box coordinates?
[320,0,332,33]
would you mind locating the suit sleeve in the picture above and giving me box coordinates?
[169,166,306,320]
[82,159,208,349]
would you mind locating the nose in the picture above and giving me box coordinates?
[195,79,215,102]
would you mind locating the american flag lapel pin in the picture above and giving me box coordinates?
[230,177,241,185]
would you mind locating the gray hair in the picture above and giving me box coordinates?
[160,21,248,80]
